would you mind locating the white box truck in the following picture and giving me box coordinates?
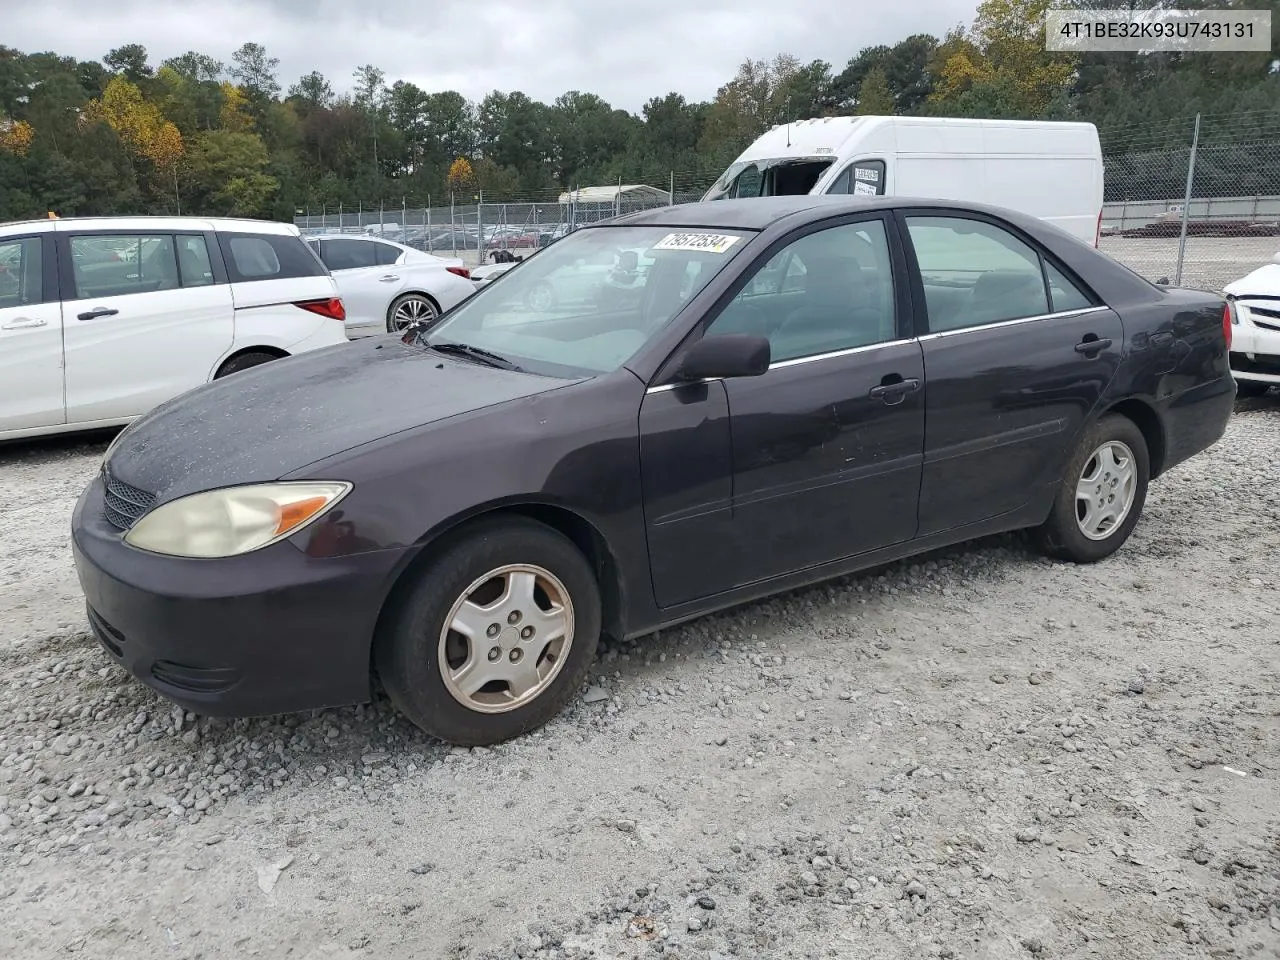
[701,115,1105,246]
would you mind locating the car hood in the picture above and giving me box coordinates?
[1224,259,1280,298]
[107,337,573,503]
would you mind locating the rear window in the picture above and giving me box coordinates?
[217,232,328,283]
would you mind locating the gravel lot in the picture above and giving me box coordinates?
[1099,236,1278,294]
[1,396,1278,960]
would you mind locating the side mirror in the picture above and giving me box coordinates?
[675,334,771,382]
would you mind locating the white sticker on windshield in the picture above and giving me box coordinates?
[855,167,880,183]
[653,232,741,254]
[853,181,877,197]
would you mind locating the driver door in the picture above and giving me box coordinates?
[639,215,926,607]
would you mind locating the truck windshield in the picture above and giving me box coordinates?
[702,157,834,201]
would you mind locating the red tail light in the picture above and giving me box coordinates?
[295,297,345,321]
[1223,302,1233,351]
[447,266,471,280]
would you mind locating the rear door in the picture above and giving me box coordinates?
[900,211,1123,536]
[312,237,401,330]
[60,230,234,424]
[0,233,64,432]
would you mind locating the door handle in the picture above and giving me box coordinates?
[1074,336,1112,356]
[868,377,921,403]
[1,316,47,330]
[77,307,119,321]
[379,275,400,283]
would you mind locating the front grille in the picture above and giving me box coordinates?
[102,468,156,531]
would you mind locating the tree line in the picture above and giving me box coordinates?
[2,0,1278,221]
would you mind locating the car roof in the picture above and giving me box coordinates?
[604,195,1065,233]
[0,216,300,236]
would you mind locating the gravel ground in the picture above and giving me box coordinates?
[1,398,1278,960]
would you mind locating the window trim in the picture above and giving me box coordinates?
[650,211,912,386]
[173,232,221,289]
[895,209,1104,337]
[0,233,56,308]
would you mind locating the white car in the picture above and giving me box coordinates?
[0,216,348,443]
[304,235,476,337]
[1224,250,1280,397]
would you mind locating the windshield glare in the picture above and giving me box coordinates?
[424,225,750,376]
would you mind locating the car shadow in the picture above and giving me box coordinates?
[0,428,118,467]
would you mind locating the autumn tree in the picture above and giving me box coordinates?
[447,156,475,191]
[0,118,34,155]
[928,0,1076,116]
[82,76,183,170]
[219,82,254,132]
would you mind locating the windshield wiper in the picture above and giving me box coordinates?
[428,340,524,372]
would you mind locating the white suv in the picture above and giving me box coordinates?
[0,216,348,442]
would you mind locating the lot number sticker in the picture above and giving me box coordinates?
[653,232,741,254]
[853,181,877,196]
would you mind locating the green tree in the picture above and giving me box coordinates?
[104,44,152,85]
[857,67,896,114]
[186,130,278,215]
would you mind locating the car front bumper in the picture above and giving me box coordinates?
[71,474,407,718]
[1229,301,1280,383]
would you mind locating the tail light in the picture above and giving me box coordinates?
[1094,210,1102,248]
[295,297,345,321]
[1223,301,1233,350]
[447,266,471,280]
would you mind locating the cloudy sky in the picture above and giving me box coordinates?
[3,0,978,111]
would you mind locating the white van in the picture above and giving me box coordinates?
[702,116,1105,246]
[0,216,348,442]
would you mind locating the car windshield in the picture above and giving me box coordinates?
[422,225,751,376]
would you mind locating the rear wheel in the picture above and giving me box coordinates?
[376,517,601,746]
[1032,414,1149,563]
[215,351,280,378]
[387,293,439,333]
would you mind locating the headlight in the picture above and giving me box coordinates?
[123,481,352,558]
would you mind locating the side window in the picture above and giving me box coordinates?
[905,216,1049,332]
[0,236,45,309]
[733,165,763,199]
[175,234,215,287]
[826,168,853,195]
[1045,261,1094,312]
[373,242,402,266]
[851,161,886,196]
[217,233,328,283]
[70,234,179,299]
[706,219,897,363]
[321,239,380,271]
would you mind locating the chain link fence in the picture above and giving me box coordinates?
[293,180,712,267]
[1100,112,1280,292]
[295,115,1280,287]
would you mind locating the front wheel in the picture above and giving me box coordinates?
[1032,414,1150,563]
[387,293,439,333]
[376,517,601,746]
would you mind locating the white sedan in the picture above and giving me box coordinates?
[1224,249,1280,397]
[304,235,477,337]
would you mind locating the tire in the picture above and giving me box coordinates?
[387,293,439,333]
[215,351,280,378]
[1234,379,1271,398]
[376,517,602,746]
[1032,413,1150,563]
